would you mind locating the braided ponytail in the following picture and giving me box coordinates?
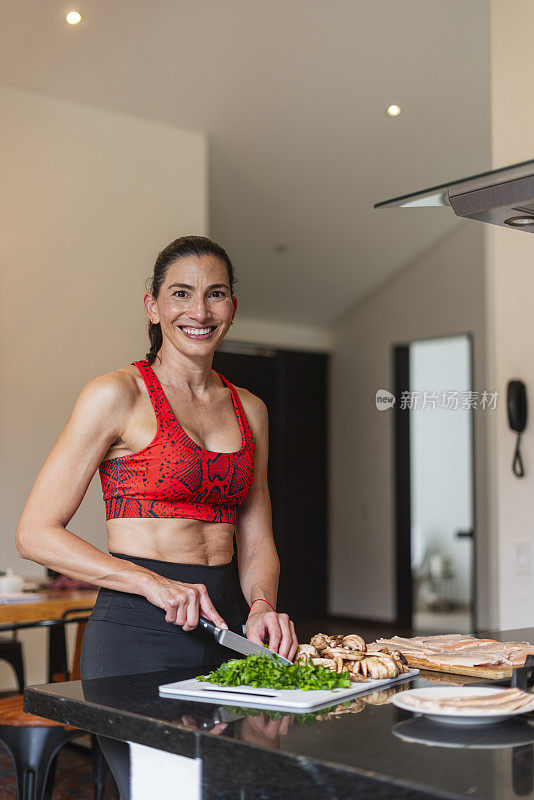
[146,321,163,366]
[145,235,236,366]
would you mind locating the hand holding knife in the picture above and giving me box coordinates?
[198,616,292,665]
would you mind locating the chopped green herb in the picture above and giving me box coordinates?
[197,654,352,691]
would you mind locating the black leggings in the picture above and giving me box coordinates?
[80,552,245,678]
[80,553,247,798]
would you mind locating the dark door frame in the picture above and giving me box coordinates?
[393,334,477,632]
[393,344,412,630]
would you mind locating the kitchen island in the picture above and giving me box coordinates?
[24,627,534,800]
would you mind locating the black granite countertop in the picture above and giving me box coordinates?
[24,627,534,800]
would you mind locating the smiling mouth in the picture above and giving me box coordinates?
[178,325,217,340]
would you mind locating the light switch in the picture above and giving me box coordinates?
[514,541,532,575]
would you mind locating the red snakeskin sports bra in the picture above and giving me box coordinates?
[99,360,255,523]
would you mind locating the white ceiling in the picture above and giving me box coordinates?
[0,0,491,325]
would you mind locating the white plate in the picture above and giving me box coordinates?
[158,669,419,713]
[392,687,534,726]
[393,718,534,748]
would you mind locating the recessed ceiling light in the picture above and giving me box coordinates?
[505,216,534,227]
[66,11,82,25]
[386,104,402,117]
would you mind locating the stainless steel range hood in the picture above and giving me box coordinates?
[375,159,534,232]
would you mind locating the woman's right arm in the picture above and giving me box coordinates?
[15,373,227,631]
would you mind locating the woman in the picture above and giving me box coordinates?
[16,236,298,689]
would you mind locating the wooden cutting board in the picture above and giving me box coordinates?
[404,656,512,680]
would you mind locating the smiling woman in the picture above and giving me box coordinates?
[15,234,298,798]
[144,237,238,358]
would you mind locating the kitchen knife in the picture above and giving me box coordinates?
[198,706,246,729]
[197,616,292,665]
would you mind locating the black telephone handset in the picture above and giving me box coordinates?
[507,380,527,478]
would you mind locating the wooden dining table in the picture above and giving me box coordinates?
[0,590,98,626]
[0,589,98,683]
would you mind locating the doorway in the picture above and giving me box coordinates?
[213,342,329,620]
[394,334,476,634]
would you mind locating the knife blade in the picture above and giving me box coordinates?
[197,616,292,664]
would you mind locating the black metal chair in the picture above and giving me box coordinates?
[0,635,25,693]
[0,612,117,800]
[0,713,79,800]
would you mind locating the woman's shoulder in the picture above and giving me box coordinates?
[77,364,142,415]
[231,385,268,427]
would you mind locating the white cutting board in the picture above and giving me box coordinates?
[158,669,418,712]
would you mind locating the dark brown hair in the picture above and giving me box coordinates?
[145,235,236,365]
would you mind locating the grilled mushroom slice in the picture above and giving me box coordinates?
[310,634,329,651]
[349,672,367,682]
[391,649,408,665]
[366,643,389,654]
[371,654,400,678]
[310,657,337,671]
[340,651,365,662]
[364,657,391,680]
[323,635,344,648]
[322,648,364,661]
[332,654,345,673]
[372,652,399,669]
[349,662,367,682]
[321,647,344,658]
[294,644,318,663]
[342,634,367,652]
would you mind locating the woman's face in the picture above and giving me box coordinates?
[144,254,237,357]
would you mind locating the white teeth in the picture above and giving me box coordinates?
[181,326,214,336]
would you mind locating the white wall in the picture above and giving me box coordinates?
[0,85,207,687]
[329,223,491,624]
[488,0,534,629]
[410,336,473,606]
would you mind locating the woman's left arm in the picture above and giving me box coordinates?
[235,392,299,661]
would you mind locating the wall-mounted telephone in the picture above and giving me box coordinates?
[507,379,527,478]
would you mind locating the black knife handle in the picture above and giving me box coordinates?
[512,653,534,690]
[198,616,218,635]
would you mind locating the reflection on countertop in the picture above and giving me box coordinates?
[23,626,534,800]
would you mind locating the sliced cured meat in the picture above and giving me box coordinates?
[428,653,506,668]
[372,634,534,670]
[401,689,533,714]
[434,689,527,708]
